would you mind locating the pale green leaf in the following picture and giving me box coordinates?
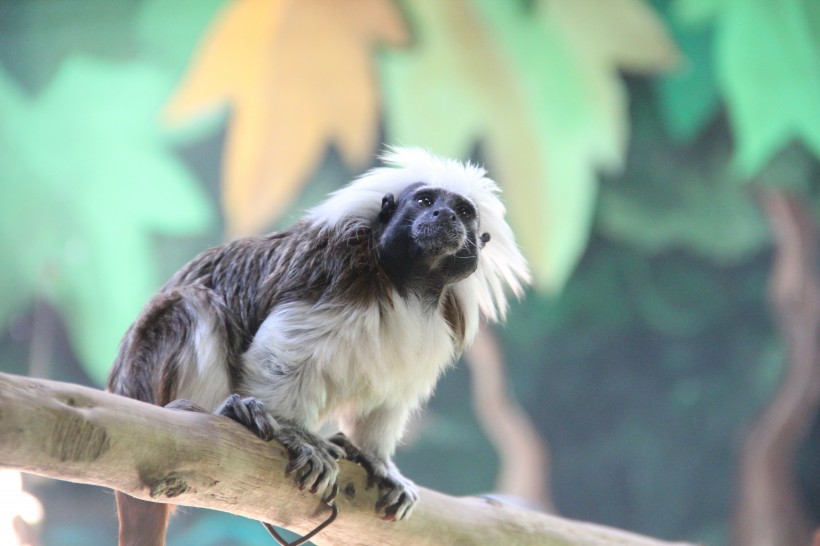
[0,58,215,384]
[383,0,676,292]
[675,0,820,177]
[673,0,722,25]
[653,0,720,142]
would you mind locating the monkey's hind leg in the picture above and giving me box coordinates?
[216,394,345,501]
[109,286,239,546]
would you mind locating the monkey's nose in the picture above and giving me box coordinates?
[432,208,456,221]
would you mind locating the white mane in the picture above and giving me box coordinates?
[307,148,530,340]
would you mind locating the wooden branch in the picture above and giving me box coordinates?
[0,372,697,546]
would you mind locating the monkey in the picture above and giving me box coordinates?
[106,147,529,546]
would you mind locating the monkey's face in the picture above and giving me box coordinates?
[376,184,482,295]
[409,187,477,253]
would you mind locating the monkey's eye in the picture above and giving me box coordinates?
[417,194,434,207]
[456,205,475,218]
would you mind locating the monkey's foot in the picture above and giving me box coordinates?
[275,422,345,501]
[329,433,419,521]
[216,395,343,501]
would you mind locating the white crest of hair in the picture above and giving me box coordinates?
[307,147,530,326]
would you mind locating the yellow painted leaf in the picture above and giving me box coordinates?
[550,0,680,73]
[165,0,281,122]
[166,0,407,237]
[543,0,680,170]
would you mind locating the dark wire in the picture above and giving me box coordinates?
[262,501,338,546]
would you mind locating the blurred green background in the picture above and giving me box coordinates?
[1,0,819,545]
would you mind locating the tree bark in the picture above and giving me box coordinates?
[0,372,697,546]
[734,192,820,546]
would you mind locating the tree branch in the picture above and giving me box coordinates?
[0,372,697,546]
[734,192,820,546]
[466,322,555,511]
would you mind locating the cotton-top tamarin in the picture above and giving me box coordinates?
[107,148,529,546]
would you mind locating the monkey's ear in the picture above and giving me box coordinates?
[379,193,396,223]
[480,232,491,248]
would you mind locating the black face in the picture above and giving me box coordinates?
[375,183,482,300]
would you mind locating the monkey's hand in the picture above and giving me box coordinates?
[217,395,344,501]
[330,433,419,521]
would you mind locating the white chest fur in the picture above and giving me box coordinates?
[240,294,456,429]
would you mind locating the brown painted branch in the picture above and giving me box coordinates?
[466,322,555,512]
[734,192,820,546]
[0,372,697,546]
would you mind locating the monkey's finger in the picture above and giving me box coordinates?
[233,399,253,424]
[301,458,332,494]
[311,467,337,498]
[218,395,273,441]
[245,399,277,441]
[376,486,404,513]
[394,494,417,521]
[394,504,409,521]
[379,499,401,522]
[322,480,339,503]
[297,460,318,490]
[389,497,406,521]
[215,394,242,420]
[311,456,339,493]
[365,473,380,490]
[286,445,313,475]
[303,463,333,496]
[309,462,330,494]
[327,432,352,450]
[326,442,346,461]
[327,433,362,462]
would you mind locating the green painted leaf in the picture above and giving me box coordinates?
[674,0,820,177]
[0,0,139,93]
[673,0,721,25]
[382,0,678,292]
[380,0,490,161]
[652,0,719,142]
[0,58,215,384]
[722,0,820,176]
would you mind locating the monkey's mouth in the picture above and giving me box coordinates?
[412,221,466,254]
